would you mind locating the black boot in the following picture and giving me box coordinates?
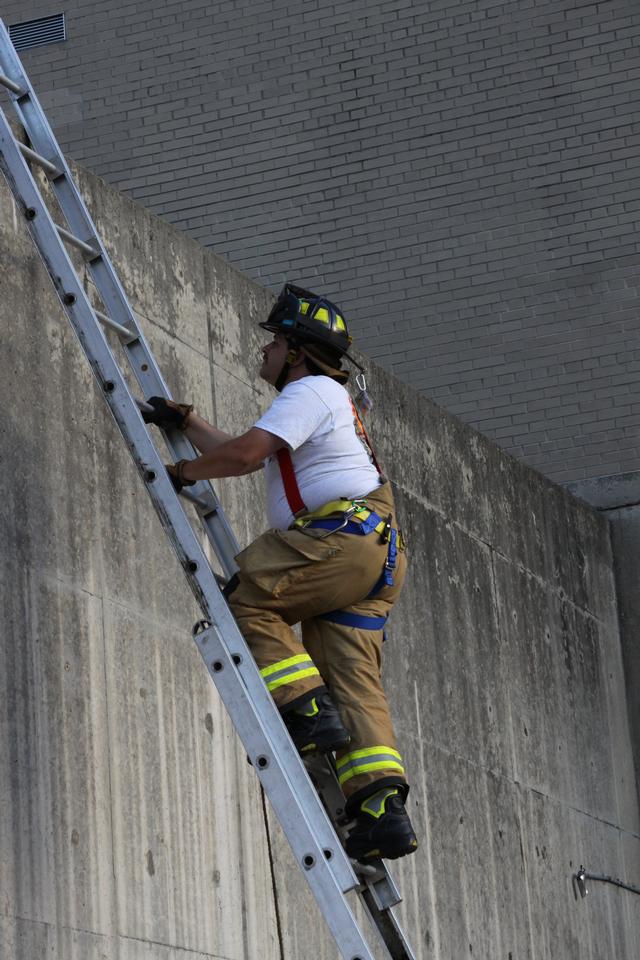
[345,787,418,861]
[283,692,351,755]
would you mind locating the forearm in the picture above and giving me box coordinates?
[182,436,263,481]
[183,411,233,453]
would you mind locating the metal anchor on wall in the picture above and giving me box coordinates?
[573,865,640,900]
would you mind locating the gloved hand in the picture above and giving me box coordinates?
[142,396,194,430]
[166,460,197,493]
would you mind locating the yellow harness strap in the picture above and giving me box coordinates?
[293,499,405,549]
[294,498,360,521]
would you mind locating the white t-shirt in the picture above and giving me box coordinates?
[254,376,381,530]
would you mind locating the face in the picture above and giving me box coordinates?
[259,332,290,386]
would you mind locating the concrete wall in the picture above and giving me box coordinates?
[0,155,638,959]
[567,472,640,802]
[4,0,640,486]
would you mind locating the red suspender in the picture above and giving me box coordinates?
[276,447,307,517]
[275,399,383,520]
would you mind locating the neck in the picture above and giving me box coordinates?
[282,364,310,386]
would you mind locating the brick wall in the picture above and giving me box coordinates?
[4,0,640,483]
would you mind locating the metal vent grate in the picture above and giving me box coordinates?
[9,14,66,52]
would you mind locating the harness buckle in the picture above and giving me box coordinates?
[379,513,393,544]
[313,504,359,538]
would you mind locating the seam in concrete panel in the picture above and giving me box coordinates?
[405,731,640,841]
[526,785,640,841]
[513,809,538,960]
[118,931,237,958]
[489,546,519,785]
[487,545,609,628]
[398,485,612,627]
[601,517,632,832]
[603,509,639,810]
[602,500,640,512]
[210,360,270,399]
[39,571,103,601]
[205,301,219,462]
[259,787,286,960]
[6,916,237,959]
[411,679,442,955]
[40,574,193,634]
[129,311,211,364]
[99,594,118,897]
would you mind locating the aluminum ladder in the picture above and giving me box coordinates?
[0,19,416,960]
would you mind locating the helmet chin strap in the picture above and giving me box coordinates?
[275,345,300,392]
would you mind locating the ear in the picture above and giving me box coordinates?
[286,347,305,366]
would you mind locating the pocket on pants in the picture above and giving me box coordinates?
[235,527,342,598]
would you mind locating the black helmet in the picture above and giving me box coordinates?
[260,283,353,358]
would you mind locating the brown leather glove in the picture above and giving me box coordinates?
[166,460,197,493]
[142,396,193,430]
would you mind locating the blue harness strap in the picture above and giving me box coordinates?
[318,609,388,630]
[358,510,384,535]
[303,518,363,535]
[367,527,398,596]
[302,510,385,537]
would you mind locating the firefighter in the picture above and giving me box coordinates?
[144,284,417,862]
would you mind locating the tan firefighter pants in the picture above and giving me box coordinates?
[227,481,408,809]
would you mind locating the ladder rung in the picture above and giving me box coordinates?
[55,223,100,260]
[18,141,60,177]
[180,487,211,511]
[0,72,22,94]
[95,308,136,341]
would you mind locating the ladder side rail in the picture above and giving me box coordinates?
[0,112,357,898]
[0,19,170,407]
[89,280,240,576]
[0,21,106,251]
[94,308,240,578]
[0,23,241,577]
[197,626,376,960]
[0,19,173,363]
[0,23,28,96]
[359,889,415,960]
[151,429,241,581]
[114,334,241,579]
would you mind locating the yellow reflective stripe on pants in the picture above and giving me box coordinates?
[336,746,405,786]
[260,654,320,693]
